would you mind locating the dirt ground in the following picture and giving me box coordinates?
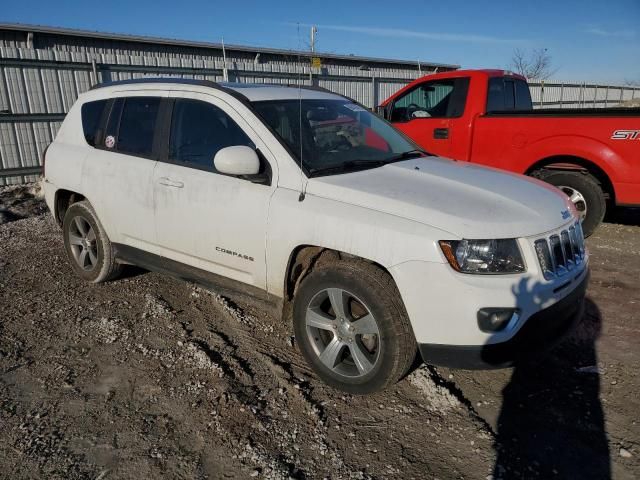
[0,184,638,480]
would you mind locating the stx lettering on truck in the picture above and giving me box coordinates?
[611,129,640,140]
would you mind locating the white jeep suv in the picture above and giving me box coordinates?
[42,79,589,393]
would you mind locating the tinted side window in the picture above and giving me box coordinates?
[504,80,516,109]
[81,100,107,146]
[487,77,506,112]
[515,80,533,110]
[116,97,161,156]
[169,99,254,170]
[487,77,531,112]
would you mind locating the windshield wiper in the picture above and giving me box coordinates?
[309,159,387,177]
[383,149,428,164]
[308,149,429,177]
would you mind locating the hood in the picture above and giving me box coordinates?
[306,157,574,239]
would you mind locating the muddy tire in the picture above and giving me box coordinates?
[293,259,416,394]
[62,200,123,283]
[538,170,606,237]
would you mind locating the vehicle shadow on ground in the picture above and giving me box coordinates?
[492,298,610,479]
[605,206,640,227]
[118,265,148,280]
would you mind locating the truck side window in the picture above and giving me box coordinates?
[169,99,254,171]
[487,78,532,112]
[504,80,516,109]
[116,97,161,156]
[514,80,533,110]
[81,100,108,147]
[391,78,468,121]
[487,77,506,112]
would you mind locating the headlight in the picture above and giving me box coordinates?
[439,239,526,274]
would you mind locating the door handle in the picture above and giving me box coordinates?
[158,177,184,188]
[433,128,449,139]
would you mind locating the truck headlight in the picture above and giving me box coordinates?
[439,239,526,274]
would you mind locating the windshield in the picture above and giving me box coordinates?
[251,99,423,176]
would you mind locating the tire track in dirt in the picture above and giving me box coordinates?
[187,285,372,479]
[1,213,500,479]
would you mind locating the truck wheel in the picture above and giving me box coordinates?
[62,200,123,283]
[292,259,416,394]
[538,171,606,237]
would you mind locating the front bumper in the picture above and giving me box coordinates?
[418,270,588,369]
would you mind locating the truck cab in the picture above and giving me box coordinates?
[380,69,640,236]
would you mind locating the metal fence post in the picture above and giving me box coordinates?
[91,59,98,86]
[559,83,564,109]
[371,76,377,110]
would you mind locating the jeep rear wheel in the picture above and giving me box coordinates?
[62,200,123,283]
[538,170,606,237]
[293,259,416,394]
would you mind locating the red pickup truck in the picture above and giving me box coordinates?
[379,69,640,235]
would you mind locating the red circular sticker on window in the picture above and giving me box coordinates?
[105,135,115,149]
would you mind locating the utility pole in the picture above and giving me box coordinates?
[310,25,317,54]
[309,25,318,85]
[221,36,229,82]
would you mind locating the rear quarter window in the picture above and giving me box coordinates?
[515,80,533,110]
[80,100,108,146]
[486,77,533,112]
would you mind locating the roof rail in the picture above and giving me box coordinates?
[90,78,220,91]
[88,78,359,107]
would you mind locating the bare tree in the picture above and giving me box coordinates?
[510,48,555,81]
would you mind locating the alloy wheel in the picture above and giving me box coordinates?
[68,216,98,271]
[558,185,588,221]
[305,288,381,377]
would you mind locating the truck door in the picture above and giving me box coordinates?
[387,77,469,159]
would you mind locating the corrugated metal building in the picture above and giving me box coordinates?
[2,24,638,185]
[0,23,458,184]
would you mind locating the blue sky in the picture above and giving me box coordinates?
[3,0,639,84]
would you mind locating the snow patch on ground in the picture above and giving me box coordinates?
[408,367,461,413]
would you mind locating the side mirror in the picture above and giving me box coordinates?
[214,146,260,176]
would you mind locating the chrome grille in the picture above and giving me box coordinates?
[534,221,585,279]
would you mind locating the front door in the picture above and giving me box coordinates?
[388,77,469,159]
[152,93,276,290]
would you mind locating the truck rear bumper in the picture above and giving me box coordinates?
[418,271,588,369]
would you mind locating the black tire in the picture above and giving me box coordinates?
[293,259,416,394]
[62,200,123,283]
[538,170,606,237]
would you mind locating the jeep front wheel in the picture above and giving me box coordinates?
[293,259,416,394]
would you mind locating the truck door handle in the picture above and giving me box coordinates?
[433,128,449,139]
[158,177,184,188]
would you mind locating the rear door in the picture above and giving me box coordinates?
[388,77,469,158]
[81,94,163,249]
[152,92,276,290]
